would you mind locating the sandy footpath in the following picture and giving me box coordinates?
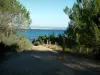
[0,46,100,75]
[31,45,55,52]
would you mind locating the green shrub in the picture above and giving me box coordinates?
[34,41,40,46]
[0,33,32,52]
[17,36,32,51]
[32,34,61,45]
[2,34,19,46]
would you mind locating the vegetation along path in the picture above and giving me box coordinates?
[0,49,100,75]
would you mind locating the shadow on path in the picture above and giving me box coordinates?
[0,50,100,75]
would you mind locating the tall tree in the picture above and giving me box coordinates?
[0,0,31,36]
[64,0,100,51]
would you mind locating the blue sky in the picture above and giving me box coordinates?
[19,0,75,28]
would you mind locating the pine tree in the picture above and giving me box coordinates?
[64,0,100,52]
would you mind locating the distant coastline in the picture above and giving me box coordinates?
[16,27,66,32]
[30,26,66,30]
[30,28,66,30]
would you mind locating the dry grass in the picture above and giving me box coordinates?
[27,45,57,52]
[43,44,62,51]
[26,44,62,52]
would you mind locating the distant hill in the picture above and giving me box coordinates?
[30,26,66,30]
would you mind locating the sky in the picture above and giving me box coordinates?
[19,0,75,28]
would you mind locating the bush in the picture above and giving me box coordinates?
[0,33,32,53]
[17,36,32,51]
[34,41,40,46]
[0,42,19,53]
[32,34,64,46]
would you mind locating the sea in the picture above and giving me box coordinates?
[17,29,64,42]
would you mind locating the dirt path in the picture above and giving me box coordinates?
[0,49,100,75]
[31,45,54,51]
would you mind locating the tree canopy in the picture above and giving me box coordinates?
[0,0,31,36]
[64,0,100,51]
